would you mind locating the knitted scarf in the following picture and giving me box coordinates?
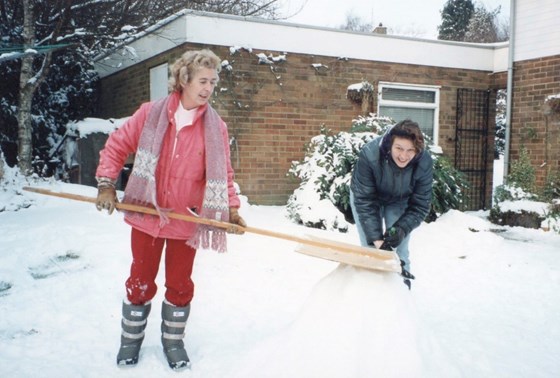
[123,94,229,252]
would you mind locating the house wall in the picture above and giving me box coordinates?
[509,54,560,187]
[514,0,560,62]
[506,0,560,190]
[97,42,505,205]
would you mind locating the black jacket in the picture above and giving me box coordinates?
[350,129,433,245]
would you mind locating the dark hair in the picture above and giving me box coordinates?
[390,119,425,152]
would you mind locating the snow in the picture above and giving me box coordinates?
[66,117,129,138]
[498,199,549,215]
[1,165,560,377]
[347,82,364,91]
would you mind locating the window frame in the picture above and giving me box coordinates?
[377,81,441,145]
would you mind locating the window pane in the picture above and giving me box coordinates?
[379,106,434,138]
[150,64,168,101]
[382,87,435,103]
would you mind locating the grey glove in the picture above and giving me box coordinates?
[95,178,118,215]
[227,207,246,234]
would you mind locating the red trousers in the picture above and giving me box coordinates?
[126,228,197,307]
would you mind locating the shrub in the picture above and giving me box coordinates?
[428,154,469,222]
[543,170,560,202]
[287,126,373,232]
[489,148,559,233]
[507,147,536,193]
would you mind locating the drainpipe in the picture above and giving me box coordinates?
[503,0,516,180]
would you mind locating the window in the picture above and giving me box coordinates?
[377,82,440,143]
[150,63,169,101]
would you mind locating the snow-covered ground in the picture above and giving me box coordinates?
[1,168,559,377]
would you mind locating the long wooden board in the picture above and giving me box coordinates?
[23,186,401,273]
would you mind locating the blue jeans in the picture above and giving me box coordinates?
[350,191,411,271]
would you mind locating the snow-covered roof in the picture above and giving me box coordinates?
[93,9,509,78]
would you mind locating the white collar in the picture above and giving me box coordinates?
[174,101,197,131]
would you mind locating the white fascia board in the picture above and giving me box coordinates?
[493,44,509,73]
[94,16,187,77]
[94,11,508,78]
[187,13,502,71]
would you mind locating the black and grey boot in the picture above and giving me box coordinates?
[161,300,191,370]
[116,301,151,366]
[400,260,415,290]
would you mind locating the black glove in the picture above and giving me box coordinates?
[383,226,406,249]
[379,242,393,251]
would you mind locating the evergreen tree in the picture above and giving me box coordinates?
[495,89,506,159]
[464,5,502,43]
[438,0,475,41]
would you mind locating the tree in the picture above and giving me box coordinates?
[1,0,282,176]
[16,0,46,174]
[339,12,373,33]
[438,0,475,41]
[495,89,506,159]
[464,5,503,43]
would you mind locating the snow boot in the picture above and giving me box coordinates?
[116,301,151,366]
[161,300,191,370]
[400,260,415,290]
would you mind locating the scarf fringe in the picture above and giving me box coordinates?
[211,229,227,253]
[187,226,227,253]
[154,203,171,228]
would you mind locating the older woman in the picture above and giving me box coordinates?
[95,49,245,370]
[350,119,433,289]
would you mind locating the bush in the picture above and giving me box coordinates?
[507,147,536,193]
[429,154,469,222]
[349,113,394,133]
[287,114,469,231]
[287,126,373,232]
[489,148,559,233]
[543,170,560,202]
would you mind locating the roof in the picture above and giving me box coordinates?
[93,10,510,78]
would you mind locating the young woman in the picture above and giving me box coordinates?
[350,119,433,289]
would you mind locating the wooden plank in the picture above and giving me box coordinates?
[23,186,401,273]
[296,235,401,273]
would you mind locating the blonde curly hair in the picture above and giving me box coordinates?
[168,49,222,92]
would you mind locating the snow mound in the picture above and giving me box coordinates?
[233,264,460,378]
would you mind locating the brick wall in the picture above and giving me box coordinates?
[510,54,560,188]
[97,43,505,205]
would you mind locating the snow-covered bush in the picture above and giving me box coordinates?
[287,114,469,231]
[0,157,40,212]
[429,154,469,222]
[543,200,560,233]
[489,184,546,228]
[490,148,560,233]
[543,170,560,202]
[349,113,393,133]
[287,126,374,232]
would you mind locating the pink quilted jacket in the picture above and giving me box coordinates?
[95,92,240,239]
